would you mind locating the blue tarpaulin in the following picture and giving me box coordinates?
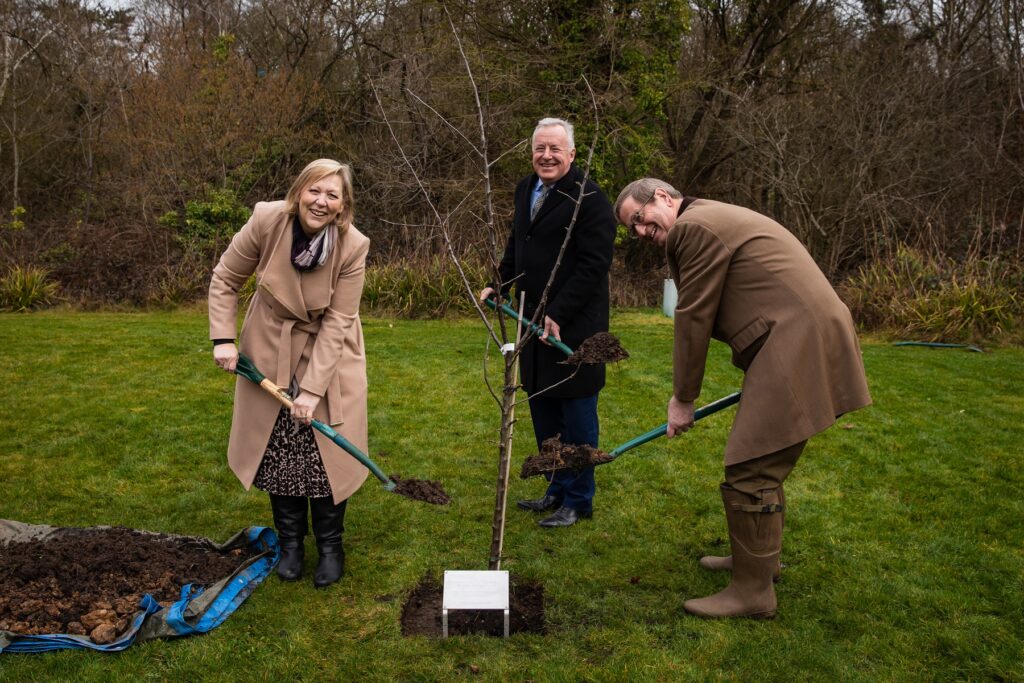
[0,521,279,654]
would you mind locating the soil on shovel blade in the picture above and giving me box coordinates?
[390,475,451,505]
[520,435,614,478]
[562,332,630,365]
[400,573,545,637]
[0,526,256,644]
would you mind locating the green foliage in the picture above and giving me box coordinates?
[170,188,251,254]
[212,33,236,62]
[5,206,26,232]
[40,242,77,265]
[0,312,1021,679]
[0,265,60,311]
[839,244,1023,344]
[362,256,489,318]
[484,0,688,189]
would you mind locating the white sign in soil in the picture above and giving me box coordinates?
[442,570,510,638]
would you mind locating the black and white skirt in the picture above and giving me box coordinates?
[252,408,332,498]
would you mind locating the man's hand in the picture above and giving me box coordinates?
[291,391,321,426]
[213,343,238,372]
[540,316,561,346]
[479,286,496,303]
[667,396,695,438]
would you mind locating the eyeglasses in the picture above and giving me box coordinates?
[628,193,656,239]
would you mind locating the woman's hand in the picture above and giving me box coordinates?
[213,343,239,372]
[291,391,321,426]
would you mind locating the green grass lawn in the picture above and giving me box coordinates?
[0,310,1021,681]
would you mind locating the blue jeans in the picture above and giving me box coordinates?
[527,394,599,514]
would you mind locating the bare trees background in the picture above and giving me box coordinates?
[1,0,1021,305]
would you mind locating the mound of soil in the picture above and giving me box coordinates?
[562,332,629,365]
[0,526,255,644]
[390,475,451,505]
[400,574,545,637]
[520,435,614,478]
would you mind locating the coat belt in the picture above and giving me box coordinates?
[272,309,345,428]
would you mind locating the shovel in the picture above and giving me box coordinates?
[520,391,742,477]
[483,297,574,355]
[483,297,628,364]
[232,353,449,504]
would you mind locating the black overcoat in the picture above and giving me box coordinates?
[496,164,616,397]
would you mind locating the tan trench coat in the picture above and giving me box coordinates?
[209,200,370,503]
[667,199,871,465]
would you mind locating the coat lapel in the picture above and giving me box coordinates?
[528,165,581,228]
[257,215,309,322]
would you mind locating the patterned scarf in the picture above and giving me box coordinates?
[291,216,337,272]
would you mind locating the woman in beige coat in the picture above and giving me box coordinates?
[209,159,370,588]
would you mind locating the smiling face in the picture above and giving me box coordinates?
[532,125,575,184]
[297,174,344,235]
[616,189,677,247]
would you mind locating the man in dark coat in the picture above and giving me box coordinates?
[615,178,871,618]
[480,118,616,527]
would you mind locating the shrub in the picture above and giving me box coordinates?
[362,256,489,318]
[838,245,1023,344]
[0,265,61,312]
[161,188,251,255]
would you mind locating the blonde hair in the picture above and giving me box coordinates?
[284,159,354,234]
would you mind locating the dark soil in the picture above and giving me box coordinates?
[562,332,630,365]
[0,526,255,644]
[390,475,451,505]
[400,574,545,637]
[520,435,615,478]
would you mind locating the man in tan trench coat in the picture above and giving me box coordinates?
[615,178,871,619]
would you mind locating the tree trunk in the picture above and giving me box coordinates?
[487,354,518,570]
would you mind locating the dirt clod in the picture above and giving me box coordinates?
[520,435,614,478]
[0,526,256,643]
[562,332,629,365]
[390,475,451,505]
[90,623,117,644]
[400,574,545,637]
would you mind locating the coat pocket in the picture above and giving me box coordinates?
[727,317,770,354]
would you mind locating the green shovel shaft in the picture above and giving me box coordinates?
[609,391,742,458]
[308,420,396,491]
[483,297,575,357]
[234,355,395,491]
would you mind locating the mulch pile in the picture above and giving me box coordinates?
[400,574,545,637]
[390,475,451,505]
[520,435,615,478]
[562,332,630,365]
[0,527,255,644]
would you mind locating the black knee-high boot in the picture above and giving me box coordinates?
[270,494,308,581]
[310,497,347,588]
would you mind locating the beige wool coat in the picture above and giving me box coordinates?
[667,199,871,465]
[209,200,370,503]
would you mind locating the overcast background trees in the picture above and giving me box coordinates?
[1,0,1021,308]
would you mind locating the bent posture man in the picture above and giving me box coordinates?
[615,179,871,618]
[480,118,616,528]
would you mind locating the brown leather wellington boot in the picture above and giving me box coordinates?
[684,484,783,619]
[698,485,784,582]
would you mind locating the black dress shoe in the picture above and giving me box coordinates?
[538,506,592,527]
[517,495,560,512]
